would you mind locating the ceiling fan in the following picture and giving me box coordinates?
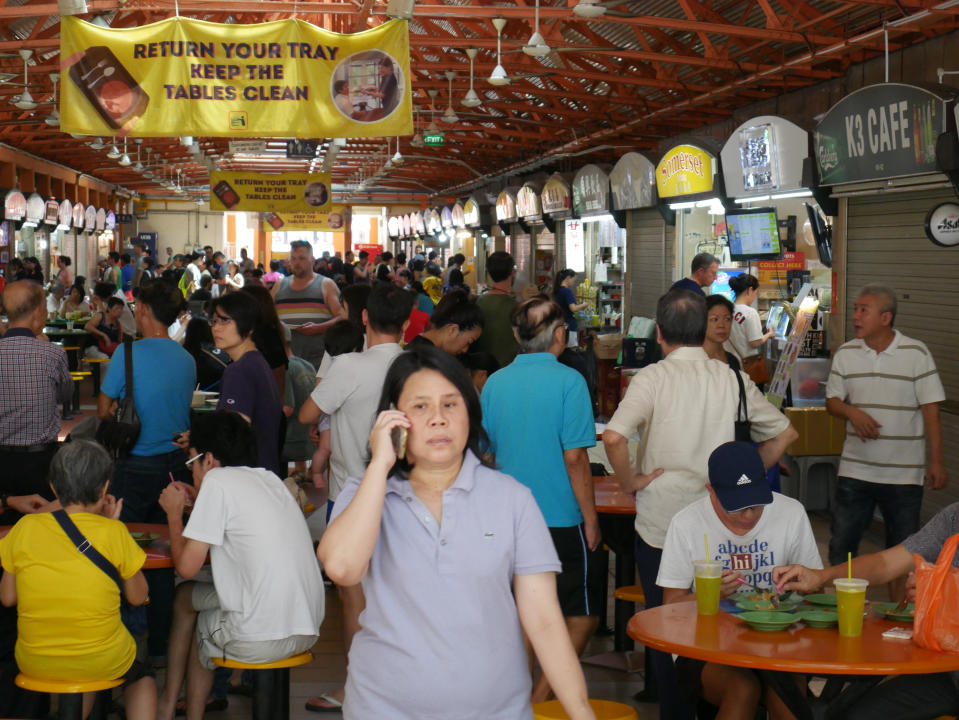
[523,0,550,56]
[488,18,510,86]
[14,49,37,110]
[571,0,638,17]
[462,48,481,108]
[441,71,459,123]
[43,73,60,126]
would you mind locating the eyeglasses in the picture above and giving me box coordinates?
[185,452,205,468]
[210,314,233,326]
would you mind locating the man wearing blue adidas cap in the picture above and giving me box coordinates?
[657,441,822,719]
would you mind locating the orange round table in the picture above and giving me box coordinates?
[628,600,959,675]
[593,476,635,515]
[0,522,173,570]
[629,601,959,718]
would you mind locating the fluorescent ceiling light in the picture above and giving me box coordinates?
[769,189,813,200]
[734,195,770,203]
[580,213,614,223]
[668,201,697,210]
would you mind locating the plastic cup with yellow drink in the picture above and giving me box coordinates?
[834,578,869,637]
[694,561,723,615]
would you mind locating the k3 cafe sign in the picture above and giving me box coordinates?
[655,144,715,198]
[814,84,950,185]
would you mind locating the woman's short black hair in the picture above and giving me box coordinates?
[210,290,262,339]
[49,440,112,506]
[430,289,483,331]
[706,294,734,315]
[342,283,371,327]
[190,411,258,468]
[59,256,72,267]
[448,268,465,286]
[729,273,760,296]
[375,264,392,282]
[377,344,494,477]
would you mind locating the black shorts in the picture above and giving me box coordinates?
[548,523,604,618]
[122,658,155,686]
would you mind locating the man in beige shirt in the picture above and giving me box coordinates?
[603,288,796,719]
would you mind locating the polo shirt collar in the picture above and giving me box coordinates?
[666,346,708,362]
[385,449,481,496]
[511,352,556,365]
[860,330,901,356]
[2,327,36,339]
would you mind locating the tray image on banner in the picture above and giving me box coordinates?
[261,206,348,232]
[59,16,411,138]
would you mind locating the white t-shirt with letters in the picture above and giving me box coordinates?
[657,493,822,593]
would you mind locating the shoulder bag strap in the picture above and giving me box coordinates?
[734,368,749,424]
[123,335,134,400]
[50,509,124,594]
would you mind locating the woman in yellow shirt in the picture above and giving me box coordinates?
[0,441,156,720]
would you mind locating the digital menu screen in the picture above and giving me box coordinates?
[725,207,781,260]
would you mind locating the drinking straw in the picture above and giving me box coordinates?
[704,533,709,561]
[848,552,852,580]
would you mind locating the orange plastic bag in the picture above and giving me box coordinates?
[913,532,959,653]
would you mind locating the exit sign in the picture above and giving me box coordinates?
[423,133,445,146]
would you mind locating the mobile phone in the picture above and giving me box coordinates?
[389,404,407,460]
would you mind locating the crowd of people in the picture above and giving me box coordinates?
[0,240,952,720]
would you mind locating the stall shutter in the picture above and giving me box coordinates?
[845,189,959,519]
[627,208,669,320]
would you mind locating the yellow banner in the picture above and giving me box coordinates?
[210,171,331,212]
[60,16,411,138]
[655,144,715,198]
[261,206,349,232]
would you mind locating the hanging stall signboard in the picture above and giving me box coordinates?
[440,206,453,229]
[402,214,411,237]
[572,164,609,216]
[72,202,85,229]
[721,116,809,198]
[610,152,656,210]
[209,171,331,212]
[541,173,572,218]
[84,205,97,231]
[517,182,543,220]
[387,216,400,238]
[260,205,347,232]
[44,199,60,225]
[4,190,25,221]
[25,193,45,225]
[814,83,951,185]
[451,202,466,228]
[495,188,518,223]
[60,16,412,139]
[58,199,73,229]
[655,144,716,198]
[463,196,483,227]
[96,207,107,231]
[427,208,442,234]
[412,211,425,235]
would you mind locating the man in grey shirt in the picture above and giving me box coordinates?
[774,504,959,719]
[296,282,414,713]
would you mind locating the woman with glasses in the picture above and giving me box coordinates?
[209,292,283,477]
[317,345,596,720]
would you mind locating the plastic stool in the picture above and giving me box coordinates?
[212,651,312,720]
[784,455,840,510]
[613,585,645,604]
[15,674,123,720]
[83,357,110,397]
[533,698,639,719]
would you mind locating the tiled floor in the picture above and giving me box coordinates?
[59,377,889,719]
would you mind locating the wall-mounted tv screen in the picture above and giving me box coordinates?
[725,207,781,261]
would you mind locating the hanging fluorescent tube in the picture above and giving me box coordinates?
[769,189,814,200]
[734,195,770,203]
[668,201,697,210]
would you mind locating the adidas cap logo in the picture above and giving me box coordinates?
[736,474,751,486]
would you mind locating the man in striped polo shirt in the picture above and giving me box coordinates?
[825,283,948,588]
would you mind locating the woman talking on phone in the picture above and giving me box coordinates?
[317,345,596,720]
